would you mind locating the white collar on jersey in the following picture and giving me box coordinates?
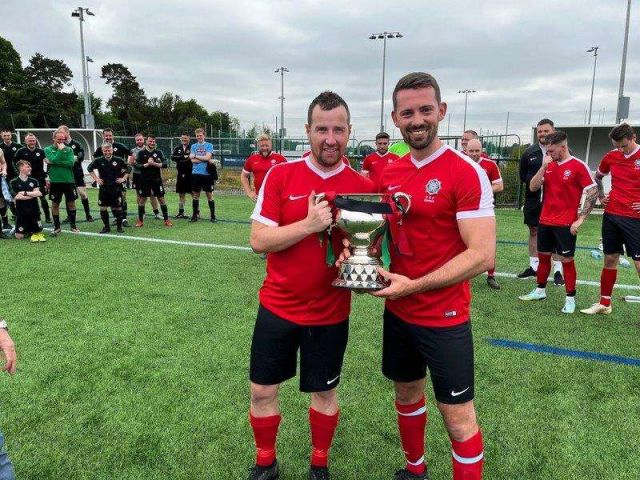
[304,155,346,179]
[410,144,449,169]
[624,144,640,158]
[555,156,575,166]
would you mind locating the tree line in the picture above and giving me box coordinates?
[0,36,241,137]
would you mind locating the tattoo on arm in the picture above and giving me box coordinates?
[579,186,598,218]
[595,173,605,199]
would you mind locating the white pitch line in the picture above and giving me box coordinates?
[44,228,253,251]
[492,271,640,291]
[44,229,640,291]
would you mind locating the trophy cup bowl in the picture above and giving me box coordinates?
[325,192,410,292]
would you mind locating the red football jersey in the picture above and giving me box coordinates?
[379,145,495,328]
[251,157,375,326]
[243,152,287,192]
[597,145,640,219]
[539,156,595,226]
[362,151,399,187]
[477,158,502,185]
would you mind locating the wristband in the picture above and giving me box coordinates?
[0,320,8,330]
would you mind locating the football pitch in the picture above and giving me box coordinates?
[1,191,639,480]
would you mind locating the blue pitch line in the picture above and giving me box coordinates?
[487,338,640,367]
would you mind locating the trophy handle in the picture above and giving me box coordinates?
[392,192,411,215]
[314,192,326,205]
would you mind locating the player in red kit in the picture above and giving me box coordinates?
[241,133,287,201]
[343,72,495,480]
[247,91,374,480]
[582,123,640,314]
[361,131,399,187]
[519,131,598,313]
[467,138,503,289]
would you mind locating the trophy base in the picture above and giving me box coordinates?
[332,256,387,292]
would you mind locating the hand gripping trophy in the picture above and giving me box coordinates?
[317,192,411,291]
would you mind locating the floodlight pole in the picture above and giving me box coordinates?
[72,7,95,129]
[458,89,476,132]
[370,31,403,133]
[275,67,289,152]
[587,46,599,125]
[616,0,631,122]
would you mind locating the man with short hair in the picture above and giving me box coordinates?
[241,133,286,201]
[365,72,494,480]
[189,128,217,222]
[58,125,92,223]
[135,135,172,227]
[0,149,8,238]
[519,131,598,313]
[171,133,193,218]
[361,131,399,187]
[88,142,129,234]
[0,129,21,229]
[467,138,503,289]
[582,123,640,314]
[247,91,374,480]
[95,128,133,226]
[129,133,161,221]
[9,160,45,242]
[518,119,564,284]
[44,129,79,234]
[0,317,17,480]
[13,133,51,223]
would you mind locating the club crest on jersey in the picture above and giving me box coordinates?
[271,159,276,165]
[28,182,34,187]
[635,159,640,169]
[36,152,40,157]
[112,161,118,166]
[425,179,441,203]
[563,169,572,179]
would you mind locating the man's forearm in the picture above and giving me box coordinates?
[595,174,606,199]
[411,246,495,293]
[250,220,315,253]
[240,174,254,197]
[578,186,598,219]
[529,166,546,192]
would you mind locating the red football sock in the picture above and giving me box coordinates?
[309,408,339,467]
[452,430,484,480]
[396,396,427,475]
[563,260,577,296]
[536,253,552,288]
[600,268,617,306]
[250,412,281,467]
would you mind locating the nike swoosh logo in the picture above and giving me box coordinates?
[451,387,470,397]
[562,250,571,254]
[388,185,401,191]
[326,374,340,385]
[289,194,307,200]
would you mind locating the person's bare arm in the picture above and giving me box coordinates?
[241,171,256,201]
[529,156,552,192]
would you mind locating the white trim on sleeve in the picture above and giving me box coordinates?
[456,208,495,220]
[250,212,278,227]
[241,168,251,175]
[491,179,503,184]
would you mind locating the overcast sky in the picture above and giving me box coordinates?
[3,0,638,141]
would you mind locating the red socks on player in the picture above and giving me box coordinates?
[396,396,427,475]
[309,408,339,467]
[250,412,281,467]
[563,260,577,296]
[536,253,552,288]
[451,430,484,480]
[600,268,617,306]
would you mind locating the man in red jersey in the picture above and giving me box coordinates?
[358,72,495,480]
[519,131,598,313]
[361,132,399,186]
[460,130,488,159]
[241,134,287,201]
[467,138,503,289]
[247,91,374,480]
[582,123,640,314]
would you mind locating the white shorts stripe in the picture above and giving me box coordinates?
[397,406,427,417]
[452,450,484,465]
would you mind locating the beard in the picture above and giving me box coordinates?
[260,150,271,158]
[401,122,438,151]
[314,144,343,168]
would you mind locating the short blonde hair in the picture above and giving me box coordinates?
[256,133,272,143]
[195,128,205,135]
[53,127,67,140]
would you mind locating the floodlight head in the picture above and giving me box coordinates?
[86,56,94,63]
[377,34,384,39]
[395,33,403,38]
[86,9,95,16]
[386,34,394,38]
[369,35,376,40]
[71,10,80,17]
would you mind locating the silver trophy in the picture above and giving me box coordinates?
[319,192,411,292]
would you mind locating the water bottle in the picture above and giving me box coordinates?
[619,257,631,268]
[590,250,603,259]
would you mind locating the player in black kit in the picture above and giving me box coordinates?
[171,133,192,218]
[135,135,172,227]
[95,128,132,225]
[88,142,129,234]
[9,160,45,242]
[13,133,51,223]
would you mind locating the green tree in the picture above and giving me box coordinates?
[101,63,147,122]
[24,53,73,91]
[0,36,24,90]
